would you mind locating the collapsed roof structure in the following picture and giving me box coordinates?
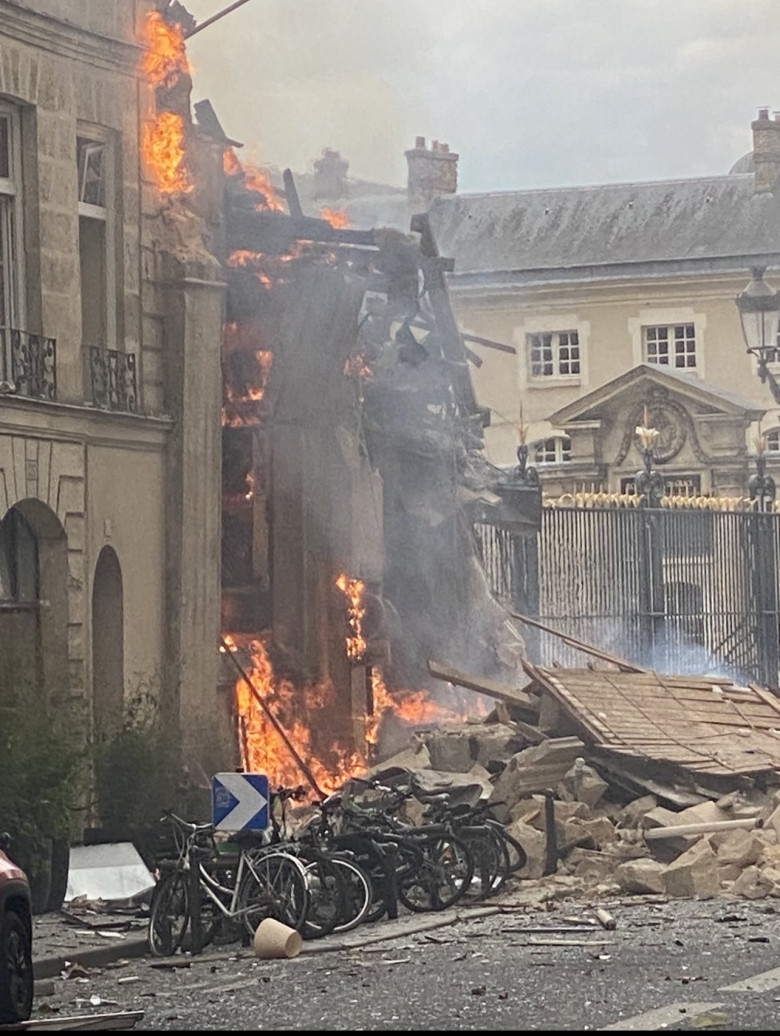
[208,116,542,793]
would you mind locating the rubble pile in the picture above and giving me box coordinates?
[369,652,780,905]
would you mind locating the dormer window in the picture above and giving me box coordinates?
[535,436,572,465]
[765,428,780,452]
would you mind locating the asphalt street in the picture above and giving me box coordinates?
[25,881,780,1031]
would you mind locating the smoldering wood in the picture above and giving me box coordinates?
[227,208,376,255]
[184,0,256,38]
[513,612,645,672]
[426,659,538,718]
[220,636,326,798]
[282,169,304,218]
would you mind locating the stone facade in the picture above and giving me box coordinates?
[0,1,232,800]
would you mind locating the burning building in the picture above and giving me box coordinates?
[0,0,540,825]
[214,137,542,794]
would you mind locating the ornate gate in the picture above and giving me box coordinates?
[476,502,780,689]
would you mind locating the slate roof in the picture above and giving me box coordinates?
[427,174,780,277]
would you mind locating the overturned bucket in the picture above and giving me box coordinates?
[253,917,303,959]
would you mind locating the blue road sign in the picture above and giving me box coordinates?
[212,772,269,832]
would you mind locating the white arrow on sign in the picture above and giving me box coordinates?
[215,773,268,831]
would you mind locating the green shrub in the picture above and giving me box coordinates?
[0,694,87,906]
[93,681,203,832]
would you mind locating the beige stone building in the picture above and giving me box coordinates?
[424,112,780,499]
[0,1,229,787]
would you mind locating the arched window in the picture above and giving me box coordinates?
[534,436,572,466]
[92,546,124,741]
[0,508,39,602]
[0,508,41,700]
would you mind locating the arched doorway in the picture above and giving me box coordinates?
[0,500,68,704]
[91,546,124,742]
[0,507,42,702]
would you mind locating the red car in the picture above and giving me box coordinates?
[0,835,33,1024]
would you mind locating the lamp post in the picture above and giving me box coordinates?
[736,266,780,403]
[635,416,665,508]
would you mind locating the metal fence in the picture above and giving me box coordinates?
[475,504,780,689]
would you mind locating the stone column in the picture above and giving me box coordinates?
[159,253,234,780]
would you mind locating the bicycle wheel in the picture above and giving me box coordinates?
[491,823,527,874]
[332,833,399,924]
[198,859,243,949]
[148,871,189,956]
[329,855,373,934]
[458,826,510,899]
[237,851,309,936]
[300,855,345,940]
[397,834,474,913]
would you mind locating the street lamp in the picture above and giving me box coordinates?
[736,266,780,403]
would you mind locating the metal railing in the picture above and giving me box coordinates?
[476,503,780,690]
[89,346,138,413]
[0,328,57,400]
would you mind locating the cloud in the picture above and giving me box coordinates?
[181,0,780,191]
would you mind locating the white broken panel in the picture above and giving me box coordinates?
[65,842,155,903]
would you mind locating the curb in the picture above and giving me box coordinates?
[33,936,150,980]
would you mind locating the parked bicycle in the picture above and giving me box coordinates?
[147,811,309,956]
[321,776,476,914]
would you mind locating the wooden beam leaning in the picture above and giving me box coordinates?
[509,612,646,673]
[644,817,762,840]
[427,659,538,719]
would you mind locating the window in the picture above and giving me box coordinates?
[766,429,780,452]
[528,330,580,379]
[0,102,23,346]
[620,474,701,497]
[644,324,696,369]
[534,436,571,465]
[0,508,38,604]
[78,136,115,348]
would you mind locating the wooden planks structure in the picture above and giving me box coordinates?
[525,663,780,778]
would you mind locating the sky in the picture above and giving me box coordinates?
[182,0,780,194]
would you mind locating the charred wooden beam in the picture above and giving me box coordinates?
[185,0,255,38]
[427,659,538,717]
[410,213,478,413]
[282,168,304,218]
[513,613,645,672]
[227,208,376,255]
[461,332,516,356]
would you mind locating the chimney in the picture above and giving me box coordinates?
[312,147,349,199]
[405,137,459,205]
[752,107,780,193]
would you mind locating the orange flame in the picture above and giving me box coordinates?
[321,207,351,229]
[224,147,243,176]
[336,573,367,662]
[227,250,273,287]
[141,11,191,89]
[344,352,373,379]
[222,321,274,427]
[244,163,286,212]
[365,668,482,749]
[142,112,192,195]
[229,633,367,797]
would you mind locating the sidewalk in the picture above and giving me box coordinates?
[32,910,150,980]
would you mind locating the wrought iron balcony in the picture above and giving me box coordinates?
[0,328,57,401]
[89,346,138,413]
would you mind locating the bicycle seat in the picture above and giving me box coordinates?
[232,830,270,849]
[415,790,450,805]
